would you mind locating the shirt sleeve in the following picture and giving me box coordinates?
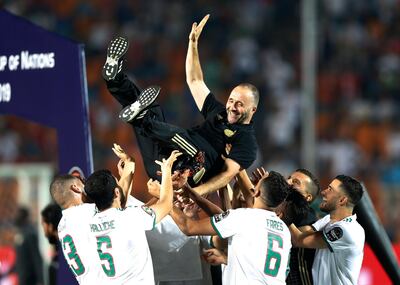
[126,205,156,231]
[210,209,242,239]
[200,93,225,120]
[226,132,257,169]
[322,224,354,253]
[312,214,330,231]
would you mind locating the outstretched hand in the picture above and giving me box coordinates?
[189,14,210,43]
[251,167,268,188]
[155,150,182,172]
[112,143,133,162]
[147,178,161,198]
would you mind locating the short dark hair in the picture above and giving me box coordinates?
[295,168,321,200]
[335,175,363,206]
[84,170,117,211]
[238,83,259,107]
[278,188,310,225]
[50,174,77,209]
[41,203,62,228]
[261,171,289,207]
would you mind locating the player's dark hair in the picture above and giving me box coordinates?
[238,83,259,107]
[85,170,118,211]
[261,171,289,207]
[277,187,310,225]
[335,175,363,206]
[41,203,62,228]
[295,168,321,201]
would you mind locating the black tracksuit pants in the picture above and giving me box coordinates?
[106,73,209,181]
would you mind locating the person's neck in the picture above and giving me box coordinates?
[64,199,82,209]
[110,199,121,209]
[253,199,272,211]
[329,207,354,223]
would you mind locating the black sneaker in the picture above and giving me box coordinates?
[118,86,161,122]
[102,36,129,81]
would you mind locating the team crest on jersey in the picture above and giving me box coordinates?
[141,205,155,217]
[214,211,230,223]
[326,227,343,242]
[224,129,237,138]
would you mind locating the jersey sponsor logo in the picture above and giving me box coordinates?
[214,211,230,223]
[326,227,343,241]
[141,205,155,217]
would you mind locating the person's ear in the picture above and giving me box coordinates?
[253,187,261,197]
[71,184,82,194]
[305,193,313,203]
[114,187,120,199]
[338,195,348,206]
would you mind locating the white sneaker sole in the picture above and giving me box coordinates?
[102,37,129,81]
[119,86,161,122]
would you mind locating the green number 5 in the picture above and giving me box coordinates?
[62,235,86,276]
[264,233,283,277]
[97,236,116,277]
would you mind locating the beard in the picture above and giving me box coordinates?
[319,200,334,213]
[227,109,250,124]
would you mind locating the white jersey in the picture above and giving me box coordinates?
[89,204,156,284]
[147,215,212,284]
[58,203,105,284]
[126,197,212,284]
[211,208,291,285]
[312,214,365,285]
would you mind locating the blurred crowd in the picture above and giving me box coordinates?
[1,0,400,244]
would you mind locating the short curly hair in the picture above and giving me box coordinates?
[260,171,289,207]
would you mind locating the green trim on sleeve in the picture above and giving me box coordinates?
[210,217,223,239]
[209,236,215,248]
[152,213,156,230]
[322,231,334,252]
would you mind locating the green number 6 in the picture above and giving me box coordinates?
[264,233,283,277]
[97,236,116,277]
[62,235,86,276]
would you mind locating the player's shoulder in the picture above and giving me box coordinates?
[64,203,96,218]
[340,215,365,239]
[326,215,364,244]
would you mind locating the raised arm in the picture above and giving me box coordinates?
[150,150,181,224]
[192,158,240,195]
[186,14,211,111]
[181,183,224,216]
[112,143,135,204]
[170,206,216,236]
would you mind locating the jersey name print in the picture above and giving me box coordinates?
[88,205,156,284]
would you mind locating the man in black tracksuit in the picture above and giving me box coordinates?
[104,15,259,195]
[286,169,321,285]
